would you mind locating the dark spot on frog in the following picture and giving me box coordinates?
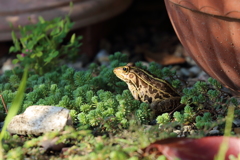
[154,93,162,99]
[139,79,148,88]
[135,77,139,88]
[144,95,152,103]
[163,93,171,98]
[149,87,158,94]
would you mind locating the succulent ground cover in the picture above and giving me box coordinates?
[0,16,240,159]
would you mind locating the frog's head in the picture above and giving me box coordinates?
[113,63,136,83]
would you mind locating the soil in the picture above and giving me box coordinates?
[100,0,185,65]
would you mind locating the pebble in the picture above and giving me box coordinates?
[173,44,184,57]
[170,65,181,71]
[7,105,72,136]
[189,66,201,77]
[182,125,192,132]
[233,118,240,126]
[1,58,17,74]
[197,71,209,81]
[67,61,83,71]
[173,129,181,135]
[208,129,220,135]
[185,56,197,66]
[95,49,109,65]
[173,125,193,137]
[180,68,190,77]
[208,126,220,135]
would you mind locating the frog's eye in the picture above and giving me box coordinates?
[123,67,128,72]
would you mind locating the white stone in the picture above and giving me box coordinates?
[208,129,220,135]
[7,105,72,136]
[173,129,181,135]
[1,58,19,73]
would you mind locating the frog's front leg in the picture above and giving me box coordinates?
[150,97,181,115]
[128,84,140,100]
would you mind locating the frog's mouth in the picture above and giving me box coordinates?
[113,68,129,82]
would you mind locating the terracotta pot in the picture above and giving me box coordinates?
[0,0,132,41]
[164,0,240,95]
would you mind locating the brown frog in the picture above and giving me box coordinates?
[113,63,181,115]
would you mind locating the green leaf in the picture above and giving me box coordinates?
[36,34,46,42]
[12,59,19,64]
[11,31,20,51]
[9,46,16,53]
[44,51,59,63]
[38,16,45,23]
[16,54,24,61]
[36,52,43,57]
[51,51,59,57]
[30,54,36,58]
[0,66,28,158]
[70,34,76,44]
[69,1,73,8]
[51,28,60,36]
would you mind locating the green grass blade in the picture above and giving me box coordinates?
[0,66,28,159]
[214,104,235,160]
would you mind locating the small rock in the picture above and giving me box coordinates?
[189,66,201,77]
[174,125,193,137]
[67,61,83,70]
[95,49,109,65]
[185,56,197,66]
[173,129,181,135]
[212,126,218,130]
[173,44,184,57]
[208,129,220,135]
[182,125,192,132]
[40,137,66,151]
[1,58,17,73]
[190,130,196,135]
[180,68,190,77]
[171,65,181,73]
[197,71,209,81]
[7,105,72,136]
[233,118,240,126]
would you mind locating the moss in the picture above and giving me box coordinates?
[1,52,240,159]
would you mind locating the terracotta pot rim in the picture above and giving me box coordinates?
[168,0,240,20]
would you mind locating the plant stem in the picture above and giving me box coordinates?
[0,95,8,113]
[214,104,235,160]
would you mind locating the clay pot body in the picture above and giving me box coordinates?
[164,0,240,95]
[0,0,132,41]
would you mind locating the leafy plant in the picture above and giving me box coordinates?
[0,53,152,133]
[10,16,82,75]
[1,51,240,158]
[156,74,239,135]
